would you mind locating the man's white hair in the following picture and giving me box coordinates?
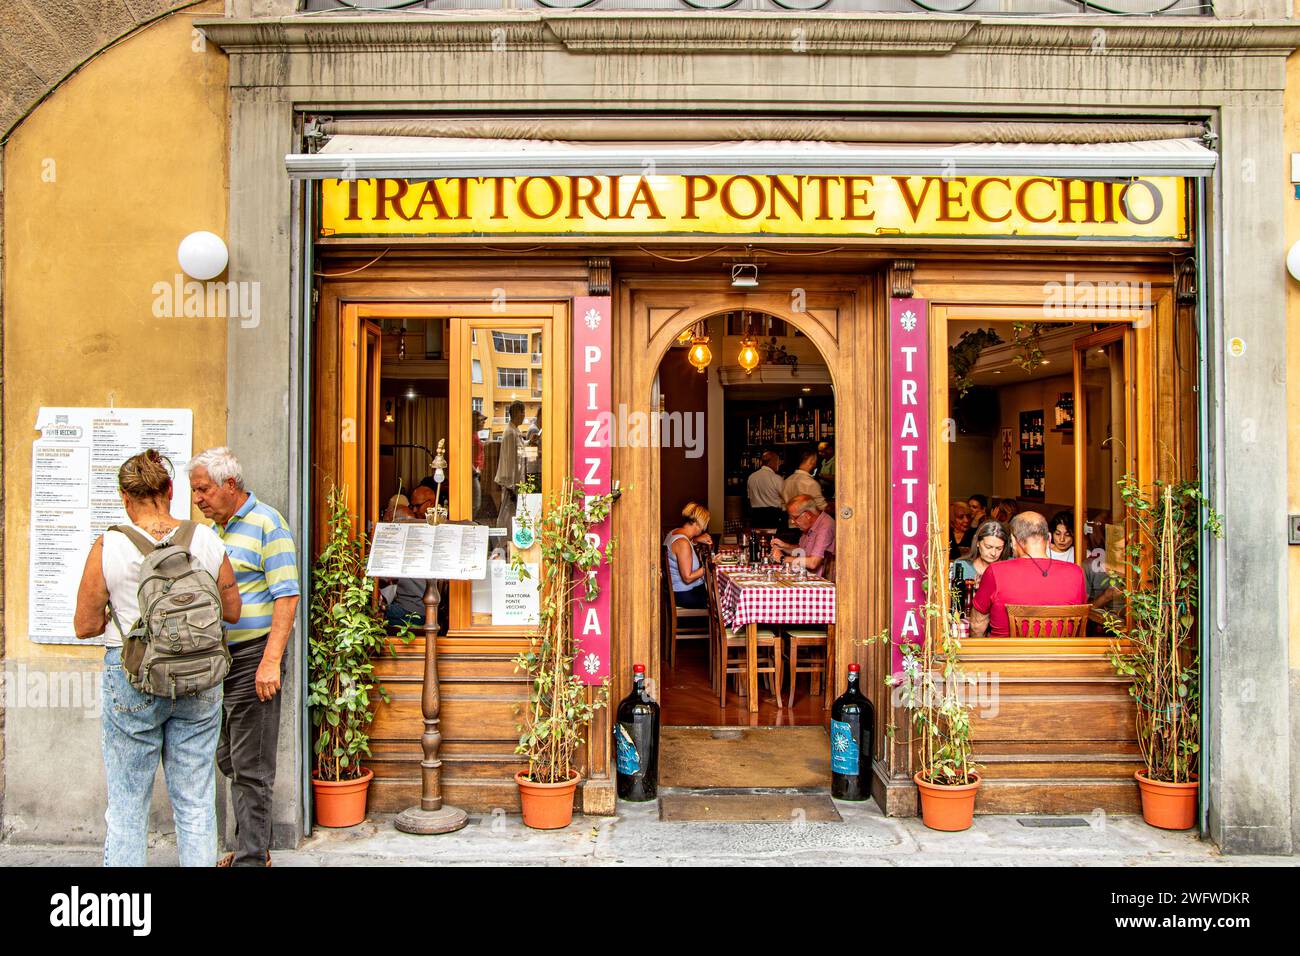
[188,446,245,491]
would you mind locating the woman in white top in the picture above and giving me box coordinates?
[1049,510,1076,563]
[74,450,240,867]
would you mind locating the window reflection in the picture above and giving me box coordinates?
[466,323,545,627]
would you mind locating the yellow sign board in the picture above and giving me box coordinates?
[319,174,1187,241]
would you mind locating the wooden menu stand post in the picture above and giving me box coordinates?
[395,441,468,835]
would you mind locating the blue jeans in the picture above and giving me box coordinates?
[101,646,222,867]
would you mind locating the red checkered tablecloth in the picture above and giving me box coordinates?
[715,565,836,630]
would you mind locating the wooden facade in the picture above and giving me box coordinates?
[310,243,1197,816]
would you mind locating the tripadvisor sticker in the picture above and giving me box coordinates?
[512,521,535,549]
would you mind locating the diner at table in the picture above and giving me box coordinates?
[968,511,1088,638]
[769,494,835,578]
[951,519,1010,589]
[664,502,713,610]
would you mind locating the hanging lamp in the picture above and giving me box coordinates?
[737,311,760,374]
[686,321,712,372]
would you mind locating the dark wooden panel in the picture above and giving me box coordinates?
[970,697,1136,743]
[978,753,1143,780]
[975,778,1141,815]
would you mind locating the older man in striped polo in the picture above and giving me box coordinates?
[188,447,300,867]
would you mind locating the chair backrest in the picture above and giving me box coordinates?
[1005,604,1092,639]
[662,548,681,616]
[699,551,723,637]
[823,553,836,584]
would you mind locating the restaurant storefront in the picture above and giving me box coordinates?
[7,2,1300,861]
[186,9,1299,853]
[288,137,1204,816]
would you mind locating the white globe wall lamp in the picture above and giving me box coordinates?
[177,231,229,281]
[1287,240,1300,282]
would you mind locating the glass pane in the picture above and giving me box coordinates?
[377,317,450,634]
[465,323,545,628]
[1080,338,1126,614]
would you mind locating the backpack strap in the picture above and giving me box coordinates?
[108,524,160,557]
[170,520,198,553]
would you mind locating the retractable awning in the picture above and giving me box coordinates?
[285,135,1218,180]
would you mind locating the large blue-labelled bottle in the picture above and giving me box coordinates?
[615,664,660,802]
[830,663,874,801]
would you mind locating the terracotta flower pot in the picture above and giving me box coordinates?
[914,771,982,832]
[312,768,374,828]
[515,770,580,830]
[1135,770,1198,830]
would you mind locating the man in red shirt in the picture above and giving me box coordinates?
[970,511,1087,637]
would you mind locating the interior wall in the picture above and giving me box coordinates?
[992,373,1075,511]
[706,314,725,533]
[657,345,710,536]
[948,432,994,503]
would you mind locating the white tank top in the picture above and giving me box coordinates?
[101,522,227,648]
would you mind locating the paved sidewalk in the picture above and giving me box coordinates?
[2,795,1295,866]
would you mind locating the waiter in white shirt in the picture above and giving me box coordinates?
[747,450,786,529]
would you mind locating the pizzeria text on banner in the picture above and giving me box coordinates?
[572,295,612,685]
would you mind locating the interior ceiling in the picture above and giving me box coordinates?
[950,320,1094,387]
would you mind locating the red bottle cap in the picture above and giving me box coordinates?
[848,663,860,673]
[633,664,646,674]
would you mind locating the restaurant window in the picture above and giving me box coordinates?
[448,306,567,637]
[941,312,1141,638]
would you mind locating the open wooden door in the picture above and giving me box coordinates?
[1072,325,1137,612]
[338,311,383,535]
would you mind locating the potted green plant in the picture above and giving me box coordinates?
[1102,474,1222,830]
[948,327,1003,398]
[307,487,413,827]
[510,478,620,830]
[888,485,982,831]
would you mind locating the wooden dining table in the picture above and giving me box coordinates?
[714,562,837,712]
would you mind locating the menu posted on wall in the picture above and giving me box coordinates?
[29,407,194,645]
[365,521,489,580]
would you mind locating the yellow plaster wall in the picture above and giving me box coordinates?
[3,4,228,663]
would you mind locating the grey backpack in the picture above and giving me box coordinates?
[109,522,230,698]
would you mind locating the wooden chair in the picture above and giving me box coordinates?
[783,624,835,710]
[1005,604,1092,639]
[701,553,782,708]
[662,548,709,668]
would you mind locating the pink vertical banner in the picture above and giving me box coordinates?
[889,298,929,673]
[572,295,612,685]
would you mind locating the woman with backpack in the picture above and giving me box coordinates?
[73,449,241,866]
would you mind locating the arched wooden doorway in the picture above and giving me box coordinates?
[610,273,890,732]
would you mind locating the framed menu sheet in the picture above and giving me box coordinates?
[365,521,489,581]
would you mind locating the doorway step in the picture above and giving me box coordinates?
[659,725,830,789]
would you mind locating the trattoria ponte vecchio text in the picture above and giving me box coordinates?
[320,174,1187,240]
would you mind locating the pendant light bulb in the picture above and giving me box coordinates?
[737,336,760,374]
[688,336,712,372]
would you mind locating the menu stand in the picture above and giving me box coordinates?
[394,440,468,835]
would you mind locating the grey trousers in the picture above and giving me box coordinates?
[216,636,282,866]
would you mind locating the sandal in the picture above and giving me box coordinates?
[216,851,271,867]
